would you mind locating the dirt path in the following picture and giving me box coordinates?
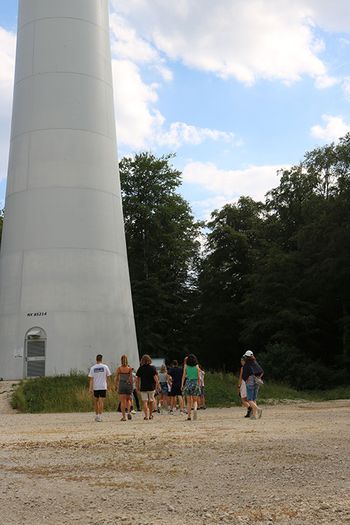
[0,381,18,414]
[0,401,349,525]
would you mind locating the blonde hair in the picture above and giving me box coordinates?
[121,354,128,366]
[160,364,167,373]
[140,354,152,366]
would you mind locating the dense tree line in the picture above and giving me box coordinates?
[120,140,350,389]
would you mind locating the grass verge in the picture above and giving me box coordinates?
[10,372,350,413]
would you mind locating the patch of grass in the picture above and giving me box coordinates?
[11,373,117,413]
[205,372,238,407]
[11,372,350,413]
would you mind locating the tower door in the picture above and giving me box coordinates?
[25,328,47,378]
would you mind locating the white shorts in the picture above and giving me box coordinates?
[240,380,247,399]
[140,390,155,402]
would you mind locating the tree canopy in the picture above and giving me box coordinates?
[119,152,201,359]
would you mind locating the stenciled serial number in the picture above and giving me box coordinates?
[27,312,47,317]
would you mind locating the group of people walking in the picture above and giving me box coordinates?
[88,353,206,422]
[88,350,263,422]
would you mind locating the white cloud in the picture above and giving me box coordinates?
[0,27,15,115]
[111,0,331,86]
[110,10,238,150]
[183,161,286,204]
[113,59,163,149]
[0,26,16,182]
[112,59,237,150]
[315,74,338,89]
[305,0,350,33]
[310,114,350,141]
[157,122,242,148]
[191,195,235,221]
[109,12,172,81]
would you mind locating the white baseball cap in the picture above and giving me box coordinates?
[243,350,254,357]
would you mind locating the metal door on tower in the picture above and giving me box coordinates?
[25,328,46,378]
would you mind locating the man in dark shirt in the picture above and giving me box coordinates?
[136,354,159,420]
[168,360,184,413]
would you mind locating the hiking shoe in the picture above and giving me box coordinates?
[257,408,263,419]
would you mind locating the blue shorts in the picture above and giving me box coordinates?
[246,383,259,401]
[160,382,169,395]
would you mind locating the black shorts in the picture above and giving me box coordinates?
[169,385,182,397]
[94,390,107,398]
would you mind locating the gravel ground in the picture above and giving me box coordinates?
[0,387,349,525]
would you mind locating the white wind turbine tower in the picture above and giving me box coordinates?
[0,0,139,378]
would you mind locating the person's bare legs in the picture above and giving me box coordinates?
[178,395,184,411]
[249,400,257,417]
[142,399,149,419]
[242,396,250,410]
[163,394,169,411]
[169,396,176,413]
[193,396,199,419]
[148,400,154,418]
[186,396,192,420]
[120,394,127,420]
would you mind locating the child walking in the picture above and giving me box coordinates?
[158,364,172,412]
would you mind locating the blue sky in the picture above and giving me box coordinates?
[1,1,350,219]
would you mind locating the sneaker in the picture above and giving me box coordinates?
[193,409,198,421]
[96,415,102,422]
[127,413,132,420]
[250,415,257,420]
[131,410,136,415]
[95,415,99,422]
[257,408,263,419]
